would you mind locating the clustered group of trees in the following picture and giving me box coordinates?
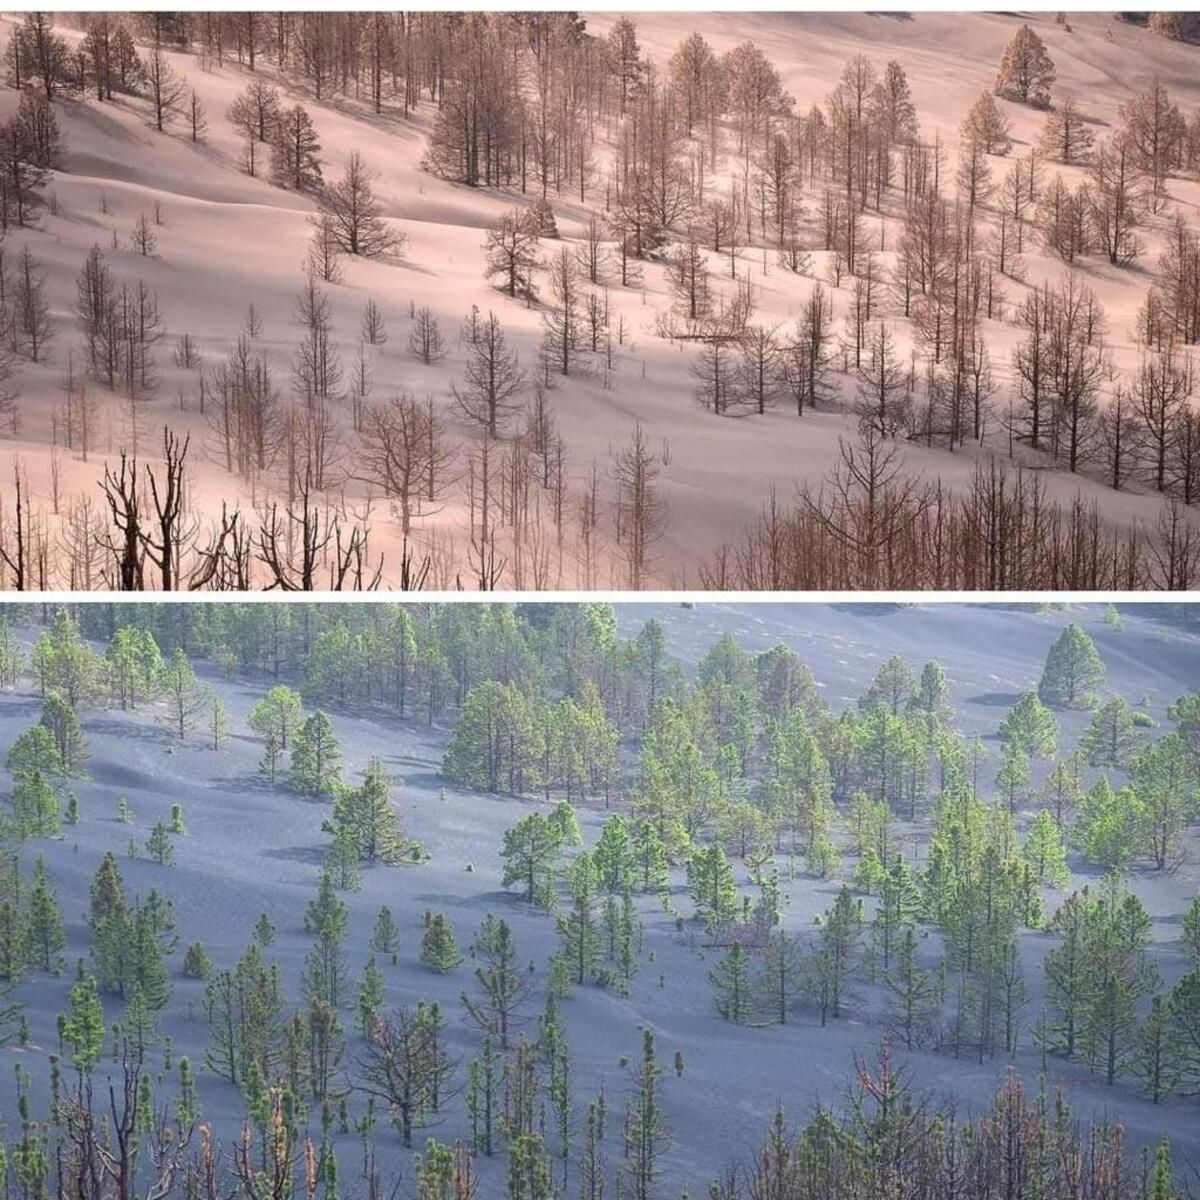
[0,602,1198,1198]
[0,13,1198,589]
[438,15,1198,589]
[432,612,1200,1103]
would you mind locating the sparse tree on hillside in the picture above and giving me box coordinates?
[407,307,446,365]
[145,45,185,132]
[1040,98,1095,164]
[321,151,401,258]
[358,391,452,537]
[485,209,540,301]
[1120,80,1185,208]
[271,103,322,192]
[452,310,524,439]
[994,24,1055,108]
[963,92,1012,156]
[542,247,582,377]
[785,284,837,415]
[1088,133,1144,266]
[188,88,207,142]
[228,80,280,176]
[855,323,909,439]
[361,296,388,345]
[612,422,667,590]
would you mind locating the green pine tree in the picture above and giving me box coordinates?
[259,730,282,783]
[1182,894,1200,969]
[758,929,803,1024]
[1038,623,1105,708]
[159,648,208,739]
[357,956,385,1035]
[209,694,230,750]
[1080,696,1140,769]
[594,815,635,894]
[811,887,863,1025]
[995,740,1030,814]
[687,843,738,932]
[6,724,64,782]
[63,974,105,1072]
[622,1029,668,1200]
[40,690,89,775]
[25,855,66,973]
[182,942,212,979]
[420,912,463,973]
[145,822,175,866]
[1024,810,1070,886]
[710,941,752,1023]
[632,819,669,896]
[500,812,564,907]
[556,852,602,988]
[1168,970,1200,1095]
[1074,777,1142,869]
[12,769,60,838]
[290,711,342,797]
[248,685,304,749]
[327,758,417,864]
[886,926,940,1049]
[305,870,349,937]
[1150,1140,1176,1200]
[1133,993,1179,1104]
[998,692,1058,759]
[371,906,400,962]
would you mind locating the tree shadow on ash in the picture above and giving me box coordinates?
[400,772,448,792]
[207,772,282,794]
[966,691,1022,708]
[88,758,169,792]
[412,889,525,912]
[260,844,328,867]
[84,717,174,746]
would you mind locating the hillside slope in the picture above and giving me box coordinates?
[2,601,1199,1193]
[0,12,1198,587]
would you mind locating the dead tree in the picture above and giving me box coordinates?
[59,1038,193,1200]
[407,306,446,365]
[452,311,525,438]
[358,393,454,536]
[611,421,666,589]
[256,468,380,590]
[232,1090,298,1200]
[98,450,145,590]
[465,437,506,590]
[189,503,251,591]
[143,427,192,590]
[0,460,31,590]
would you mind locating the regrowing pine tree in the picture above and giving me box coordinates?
[500,812,564,908]
[420,912,463,973]
[1038,624,1105,709]
[290,710,342,797]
